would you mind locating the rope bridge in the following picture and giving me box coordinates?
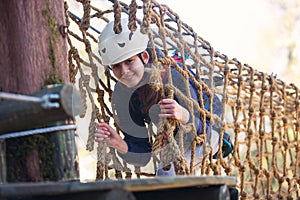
[65,0,300,199]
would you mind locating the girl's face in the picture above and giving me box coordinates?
[111,51,149,88]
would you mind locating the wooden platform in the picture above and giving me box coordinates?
[0,176,237,200]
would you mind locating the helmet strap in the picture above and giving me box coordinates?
[138,53,146,65]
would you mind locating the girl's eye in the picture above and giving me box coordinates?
[111,64,120,69]
[111,57,136,69]
[125,59,134,64]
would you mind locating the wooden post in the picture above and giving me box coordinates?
[0,84,83,135]
[0,141,6,183]
[0,1,80,183]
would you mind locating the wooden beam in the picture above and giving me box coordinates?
[0,84,83,135]
[0,176,237,200]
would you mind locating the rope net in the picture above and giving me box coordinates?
[65,0,300,199]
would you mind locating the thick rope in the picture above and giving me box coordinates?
[65,1,300,198]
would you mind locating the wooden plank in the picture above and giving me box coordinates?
[123,175,236,191]
[133,185,232,200]
[0,176,236,198]
[40,189,137,200]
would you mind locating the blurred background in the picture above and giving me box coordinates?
[158,0,300,86]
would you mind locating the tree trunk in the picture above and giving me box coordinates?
[0,0,79,183]
[0,0,68,93]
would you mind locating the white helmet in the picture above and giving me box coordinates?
[98,18,149,66]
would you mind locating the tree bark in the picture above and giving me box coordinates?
[0,0,79,183]
[0,0,69,93]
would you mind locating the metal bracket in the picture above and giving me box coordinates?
[0,92,60,109]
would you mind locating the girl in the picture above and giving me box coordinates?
[95,18,225,175]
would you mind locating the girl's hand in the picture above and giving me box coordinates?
[95,122,128,154]
[158,98,190,124]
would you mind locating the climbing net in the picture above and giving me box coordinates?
[65,0,300,199]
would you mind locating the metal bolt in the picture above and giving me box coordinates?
[59,25,68,38]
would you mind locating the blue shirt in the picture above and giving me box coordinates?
[112,64,220,166]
